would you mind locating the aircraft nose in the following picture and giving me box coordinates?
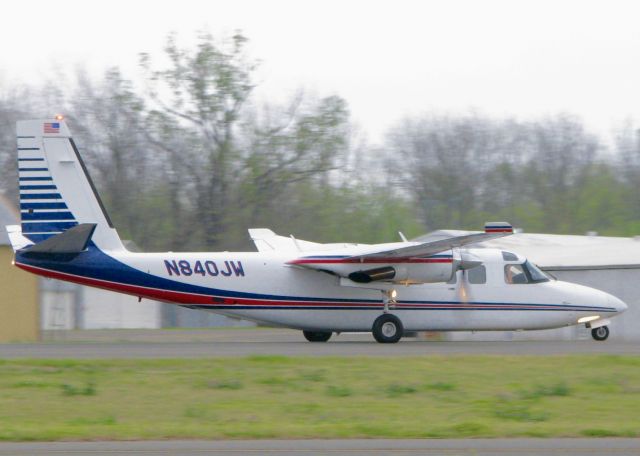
[607,294,628,313]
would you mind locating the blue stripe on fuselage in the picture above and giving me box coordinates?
[13,245,618,312]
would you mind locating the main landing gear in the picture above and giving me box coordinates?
[302,289,406,344]
[372,289,404,344]
[302,330,332,342]
[591,325,609,341]
[372,313,404,343]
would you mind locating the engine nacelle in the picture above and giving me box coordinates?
[390,262,455,284]
[347,263,453,284]
[349,266,397,283]
[345,250,482,284]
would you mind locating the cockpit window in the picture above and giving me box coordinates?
[505,264,528,284]
[502,251,518,261]
[504,261,551,284]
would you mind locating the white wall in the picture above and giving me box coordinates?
[79,287,161,329]
[41,290,75,330]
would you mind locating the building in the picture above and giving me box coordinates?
[39,278,163,330]
[0,195,39,342]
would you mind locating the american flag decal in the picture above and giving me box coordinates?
[44,122,60,134]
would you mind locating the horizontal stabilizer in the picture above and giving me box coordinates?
[5,225,33,252]
[248,228,326,252]
[22,223,96,254]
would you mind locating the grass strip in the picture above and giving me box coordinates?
[0,355,639,440]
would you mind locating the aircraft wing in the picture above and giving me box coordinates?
[288,222,513,270]
[358,222,514,259]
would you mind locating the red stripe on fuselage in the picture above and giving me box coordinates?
[289,258,453,265]
[13,262,375,307]
[16,262,214,304]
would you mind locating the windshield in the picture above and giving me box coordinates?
[524,260,551,283]
[504,261,551,284]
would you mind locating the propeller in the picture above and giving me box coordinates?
[454,249,481,304]
[458,269,470,304]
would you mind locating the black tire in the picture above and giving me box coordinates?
[591,326,609,341]
[303,330,332,342]
[372,314,404,344]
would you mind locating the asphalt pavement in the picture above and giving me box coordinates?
[0,328,639,358]
[0,439,639,456]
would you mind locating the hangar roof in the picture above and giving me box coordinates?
[419,230,640,270]
[0,195,18,246]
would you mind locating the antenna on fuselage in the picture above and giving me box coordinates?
[290,234,302,252]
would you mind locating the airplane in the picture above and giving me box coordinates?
[5,118,627,343]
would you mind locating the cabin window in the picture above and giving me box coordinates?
[505,264,528,284]
[467,265,486,284]
[446,271,457,284]
[502,251,518,261]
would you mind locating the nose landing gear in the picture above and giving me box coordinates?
[591,325,609,341]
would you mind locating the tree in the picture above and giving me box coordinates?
[233,95,350,230]
[385,113,602,233]
[66,69,173,250]
[386,114,502,230]
[140,32,256,249]
[0,86,38,203]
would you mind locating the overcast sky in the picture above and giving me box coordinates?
[1,0,639,143]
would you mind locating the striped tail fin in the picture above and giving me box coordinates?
[16,119,124,251]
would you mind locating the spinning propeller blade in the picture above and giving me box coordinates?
[457,269,470,304]
[454,249,481,304]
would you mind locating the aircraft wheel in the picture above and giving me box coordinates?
[591,326,609,341]
[303,330,332,342]
[372,314,404,344]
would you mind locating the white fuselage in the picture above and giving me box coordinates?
[65,247,623,333]
[10,119,627,338]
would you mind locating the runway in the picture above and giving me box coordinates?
[1,329,639,358]
[1,439,639,456]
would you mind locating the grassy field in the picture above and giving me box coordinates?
[1,355,639,440]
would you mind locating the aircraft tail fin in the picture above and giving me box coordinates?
[16,119,125,251]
